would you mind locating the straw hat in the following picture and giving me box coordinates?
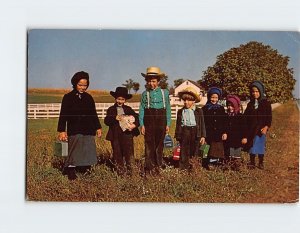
[141,66,166,80]
[178,86,201,103]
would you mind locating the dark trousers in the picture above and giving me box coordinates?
[179,126,199,170]
[111,133,134,175]
[144,108,167,171]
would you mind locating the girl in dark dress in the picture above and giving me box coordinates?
[243,81,272,169]
[57,71,102,180]
[224,95,247,170]
[202,87,228,169]
[104,87,139,175]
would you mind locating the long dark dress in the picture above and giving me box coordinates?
[202,104,227,158]
[224,113,247,156]
[57,89,101,167]
[243,99,272,153]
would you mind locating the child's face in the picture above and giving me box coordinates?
[147,78,159,90]
[76,79,88,93]
[116,97,126,106]
[227,103,234,113]
[210,93,219,104]
[183,99,195,109]
[251,87,260,99]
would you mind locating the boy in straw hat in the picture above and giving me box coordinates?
[104,87,140,175]
[139,66,171,175]
[175,87,206,170]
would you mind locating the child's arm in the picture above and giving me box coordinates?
[221,107,228,140]
[139,92,147,135]
[104,107,118,126]
[164,89,171,129]
[174,110,182,141]
[57,94,68,141]
[261,101,272,134]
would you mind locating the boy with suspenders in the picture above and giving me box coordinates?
[139,67,171,175]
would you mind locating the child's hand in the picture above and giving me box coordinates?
[261,126,268,135]
[127,123,136,131]
[96,129,102,138]
[58,132,68,141]
[241,138,247,144]
[116,115,122,121]
[222,133,227,141]
[200,137,205,145]
[141,126,145,135]
[166,126,170,133]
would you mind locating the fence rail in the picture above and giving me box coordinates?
[27,102,182,119]
[27,101,251,119]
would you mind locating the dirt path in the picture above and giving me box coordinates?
[249,101,299,203]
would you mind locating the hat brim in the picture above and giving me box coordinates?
[110,91,132,100]
[178,91,200,103]
[141,73,165,79]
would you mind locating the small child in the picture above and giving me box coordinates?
[57,71,102,180]
[224,95,247,170]
[202,87,227,170]
[243,81,272,169]
[174,87,206,170]
[104,87,140,175]
[139,66,171,175]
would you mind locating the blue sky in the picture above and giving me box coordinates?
[28,30,300,98]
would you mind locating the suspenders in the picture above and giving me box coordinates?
[146,89,166,109]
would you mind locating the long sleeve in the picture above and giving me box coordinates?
[91,99,101,130]
[104,106,118,127]
[164,89,171,127]
[139,91,147,126]
[198,108,206,138]
[57,94,68,132]
[174,109,182,140]
[265,101,272,128]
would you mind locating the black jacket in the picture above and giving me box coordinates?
[243,98,272,150]
[175,107,206,141]
[202,105,228,143]
[224,113,247,148]
[104,103,140,141]
[57,89,101,136]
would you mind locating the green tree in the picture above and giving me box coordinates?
[122,78,134,94]
[159,75,169,89]
[132,82,140,94]
[200,41,296,103]
[174,78,184,88]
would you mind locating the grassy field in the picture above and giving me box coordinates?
[26,101,299,202]
[27,88,141,103]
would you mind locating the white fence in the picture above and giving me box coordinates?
[27,102,182,120]
[27,101,251,120]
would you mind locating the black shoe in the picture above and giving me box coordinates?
[258,156,264,170]
[76,166,91,174]
[67,167,77,180]
[62,167,68,176]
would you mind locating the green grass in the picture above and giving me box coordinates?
[26,101,299,202]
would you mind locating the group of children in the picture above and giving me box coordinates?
[57,67,272,180]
